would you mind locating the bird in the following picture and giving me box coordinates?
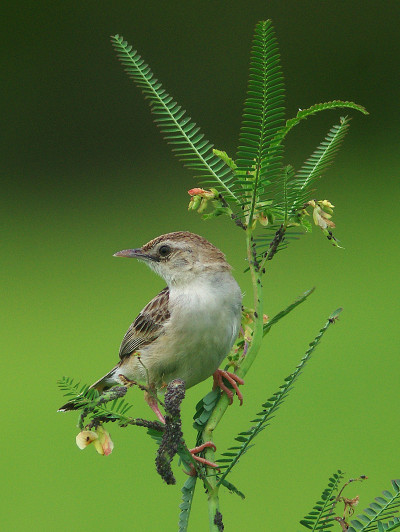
[59,231,243,422]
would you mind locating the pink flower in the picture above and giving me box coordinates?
[96,426,114,456]
[187,188,215,199]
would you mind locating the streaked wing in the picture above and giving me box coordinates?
[119,287,170,359]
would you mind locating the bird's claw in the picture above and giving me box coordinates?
[185,441,220,474]
[190,442,216,454]
[213,369,244,405]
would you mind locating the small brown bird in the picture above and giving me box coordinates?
[59,231,243,421]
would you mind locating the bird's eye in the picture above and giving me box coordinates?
[158,245,171,257]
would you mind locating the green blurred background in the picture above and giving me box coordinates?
[3,1,399,530]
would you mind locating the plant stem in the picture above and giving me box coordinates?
[203,398,225,531]
[203,228,265,530]
[238,229,264,377]
[207,483,220,532]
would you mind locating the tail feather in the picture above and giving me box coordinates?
[57,364,120,412]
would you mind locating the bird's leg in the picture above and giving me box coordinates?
[213,369,245,405]
[135,358,166,422]
[144,390,165,424]
[186,442,220,474]
[118,373,166,423]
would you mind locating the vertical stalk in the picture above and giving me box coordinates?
[203,397,228,531]
[238,229,264,377]
[206,457,220,531]
[203,228,265,530]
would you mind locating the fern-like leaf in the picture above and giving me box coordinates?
[218,477,245,499]
[57,376,80,394]
[263,287,315,335]
[178,476,197,532]
[377,518,400,531]
[289,116,350,213]
[94,397,134,424]
[192,389,220,432]
[57,376,99,408]
[276,100,368,141]
[110,35,238,201]
[216,308,342,484]
[300,470,344,530]
[348,480,400,532]
[235,20,285,222]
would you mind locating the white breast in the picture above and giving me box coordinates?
[142,272,242,389]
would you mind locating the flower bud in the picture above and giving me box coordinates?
[188,195,202,210]
[187,188,215,199]
[94,426,114,456]
[318,199,335,214]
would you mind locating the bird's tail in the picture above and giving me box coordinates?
[58,363,121,412]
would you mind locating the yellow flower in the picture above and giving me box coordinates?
[318,199,335,213]
[312,205,336,230]
[76,430,98,450]
[75,426,114,456]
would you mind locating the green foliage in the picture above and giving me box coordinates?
[234,20,285,222]
[217,478,245,499]
[216,309,342,485]
[377,518,400,532]
[147,427,164,445]
[58,376,134,427]
[58,376,89,396]
[178,476,197,532]
[276,100,368,141]
[282,164,294,222]
[94,396,134,425]
[213,149,237,170]
[347,480,400,532]
[112,22,366,254]
[288,116,351,214]
[110,35,237,201]
[57,376,99,408]
[300,470,344,530]
[193,389,220,432]
[263,287,315,336]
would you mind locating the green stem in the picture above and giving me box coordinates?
[203,399,225,531]
[238,229,264,377]
[207,483,220,531]
[203,228,265,530]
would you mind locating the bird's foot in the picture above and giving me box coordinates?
[186,442,219,475]
[213,369,244,405]
[118,374,166,423]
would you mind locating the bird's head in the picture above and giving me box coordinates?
[114,231,230,286]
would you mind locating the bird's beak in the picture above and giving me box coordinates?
[113,248,144,259]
